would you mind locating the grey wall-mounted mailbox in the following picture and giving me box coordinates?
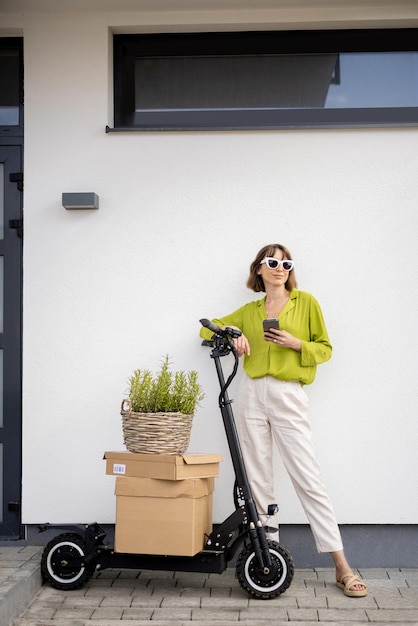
[62,192,99,210]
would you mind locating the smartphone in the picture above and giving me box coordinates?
[263,318,280,332]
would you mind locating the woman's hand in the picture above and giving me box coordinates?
[225,326,251,356]
[235,333,251,356]
[264,328,302,352]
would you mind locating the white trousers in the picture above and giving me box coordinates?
[235,374,343,553]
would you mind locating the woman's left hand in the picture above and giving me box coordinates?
[264,328,302,352]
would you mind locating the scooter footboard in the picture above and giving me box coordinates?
[96,547,228,575]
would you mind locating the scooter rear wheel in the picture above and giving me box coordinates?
[236,540,294,599]
[41,533,95,590]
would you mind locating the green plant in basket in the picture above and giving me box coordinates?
[128,355,205,415]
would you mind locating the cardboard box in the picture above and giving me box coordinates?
[104,451,222,480]
[114,476,214,556]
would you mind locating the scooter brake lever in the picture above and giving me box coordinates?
[224,326,242,339]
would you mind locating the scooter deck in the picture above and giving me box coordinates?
[95,546,228,575]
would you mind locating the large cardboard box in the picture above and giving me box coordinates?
[114,476,214,556]
[104,451,222,480]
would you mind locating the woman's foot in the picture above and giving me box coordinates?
[336,573,368,597]
[330,550,367,597]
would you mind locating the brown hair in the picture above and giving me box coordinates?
[246,243,298,293]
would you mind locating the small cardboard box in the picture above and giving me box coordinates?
[114,476,214,556]
[104,451,222,480]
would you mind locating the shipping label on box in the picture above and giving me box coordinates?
[104,451,222,480]
[114,476,214,556]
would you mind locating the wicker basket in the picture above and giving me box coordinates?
[120,399,193,455]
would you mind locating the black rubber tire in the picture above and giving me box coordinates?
[41,533,94,590]
[236,540,294,599]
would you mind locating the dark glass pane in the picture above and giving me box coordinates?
[135,54,337,111]
[0,48,20,125]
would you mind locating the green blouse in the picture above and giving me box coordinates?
[200,289,332,385]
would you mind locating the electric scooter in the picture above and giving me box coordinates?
[40,320,294,599]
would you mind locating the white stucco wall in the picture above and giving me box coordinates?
[1,4,418,529]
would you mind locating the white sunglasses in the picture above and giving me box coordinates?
[260,257,294,271]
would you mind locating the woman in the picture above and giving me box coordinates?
[200,243,367,597]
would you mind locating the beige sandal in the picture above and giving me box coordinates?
[336,574,368,597]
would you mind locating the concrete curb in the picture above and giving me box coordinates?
[0,547,43,626]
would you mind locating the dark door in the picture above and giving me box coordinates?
[0,145,23,538]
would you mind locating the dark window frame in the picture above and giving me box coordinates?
[111,29,418,132]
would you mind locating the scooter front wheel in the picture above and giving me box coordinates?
[236,540,294,599]
[41,533,95,590]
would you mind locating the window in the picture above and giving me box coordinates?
[111,29,418,131]
[0,38,23,135]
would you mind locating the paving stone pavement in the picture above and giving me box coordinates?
[5,553,418,626]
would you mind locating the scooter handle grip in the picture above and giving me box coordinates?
[200,318,220,334]
[199,318,242,339]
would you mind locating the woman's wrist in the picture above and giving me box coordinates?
[292,338,302,352]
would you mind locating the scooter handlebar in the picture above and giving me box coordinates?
[199,318,242,339]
